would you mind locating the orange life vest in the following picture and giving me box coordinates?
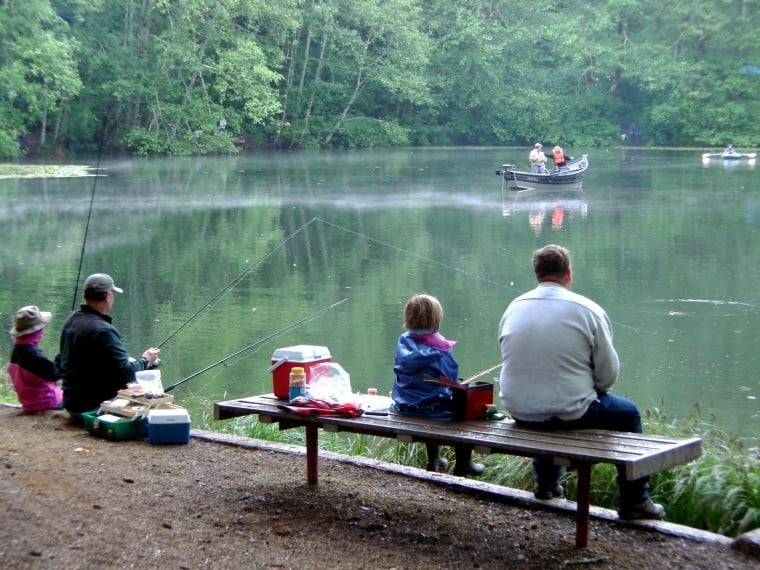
[553,147,565,163]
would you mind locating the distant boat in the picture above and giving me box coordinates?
[702,150,756,161]
[496,155,588,191]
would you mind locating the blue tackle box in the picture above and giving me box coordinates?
[147,407,191,444]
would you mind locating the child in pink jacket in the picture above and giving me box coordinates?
[8,305,63,412]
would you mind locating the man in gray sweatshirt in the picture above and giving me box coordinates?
[498,244,664,520]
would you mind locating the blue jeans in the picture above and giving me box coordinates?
[517,392,650,508]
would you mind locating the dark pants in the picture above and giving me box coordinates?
[517,392,650,508]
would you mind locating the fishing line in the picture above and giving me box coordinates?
[71,118,109,311]
[311,218,655,336]
[312,217,518,292]
[155,217,319,348]
[163,297,348,392]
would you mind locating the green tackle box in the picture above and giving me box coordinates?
[82,410,148,441]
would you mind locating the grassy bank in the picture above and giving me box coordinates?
[2,369,757,537]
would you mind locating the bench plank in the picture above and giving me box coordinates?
[214,394,701,548]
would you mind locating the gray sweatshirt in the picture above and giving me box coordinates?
[498,282,619,422]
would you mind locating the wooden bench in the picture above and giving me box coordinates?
[214,394,702,547]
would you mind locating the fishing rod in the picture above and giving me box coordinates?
[155,217,320,349]
[71,117,109,311]
[461,362,502,385]
[163,297,348,393]
[423,362,502,387]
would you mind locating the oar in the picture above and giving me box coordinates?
[163,297,348,392]
[702,153,722,158]
[461,363,502,385]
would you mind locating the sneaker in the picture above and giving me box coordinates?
[426,457,449,472]
[452,462,485,477]
[619,499,666,520]
[534,484,564,500]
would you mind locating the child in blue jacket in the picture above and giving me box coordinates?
[392,294,484,476]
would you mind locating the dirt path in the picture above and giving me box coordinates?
[0,406,755,569]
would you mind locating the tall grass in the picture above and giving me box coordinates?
[203,403,759,538]
[0,362,17,403]
[642,407,760,536]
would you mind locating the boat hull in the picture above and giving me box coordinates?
[497,154,588,191]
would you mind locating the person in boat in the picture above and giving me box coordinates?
[724,144,736,155]
[8,305,63,412]
[391,293,484,477]
[551,145,569,168]
[497,245,665,520]
[529,143,549,173]
[59,273,161,424]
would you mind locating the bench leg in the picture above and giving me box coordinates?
[306,424,318,485]
[575,463,592,548]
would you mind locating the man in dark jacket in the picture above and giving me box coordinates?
[60,273,160,422]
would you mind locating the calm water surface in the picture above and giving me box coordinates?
[1,149,758,441]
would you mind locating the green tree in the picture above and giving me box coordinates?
[277,0,432,149]
[2,0,759,155]
[0,0,84,156]
[599,0,760,146]
[417,1,514,145]
[70,0,299,156]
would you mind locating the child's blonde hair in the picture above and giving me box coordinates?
[403,294,444,331]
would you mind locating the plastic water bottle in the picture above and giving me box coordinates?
[289,367,307,401]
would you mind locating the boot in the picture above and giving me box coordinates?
[452,446,485,477]
[425,443,448,472]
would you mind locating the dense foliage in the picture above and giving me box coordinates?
[1,0,759,156]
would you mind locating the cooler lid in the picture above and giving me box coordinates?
[148,408,190,424]
[271,345,331,361]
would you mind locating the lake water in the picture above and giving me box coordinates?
[1,148,758,441]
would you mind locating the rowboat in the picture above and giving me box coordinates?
[702,151,756,161]
[496,154,588,191]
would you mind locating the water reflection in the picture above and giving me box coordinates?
[2,149,759,439]
[502,188,589,234]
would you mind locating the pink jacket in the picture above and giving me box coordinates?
[8,363,63,412]
[9,335,63,412]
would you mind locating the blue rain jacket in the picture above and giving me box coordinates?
[391,332,458,418]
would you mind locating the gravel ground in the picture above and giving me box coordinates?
[0,405,756,569]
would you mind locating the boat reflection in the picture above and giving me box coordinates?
[502,188,589,235]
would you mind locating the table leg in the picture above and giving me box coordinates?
[306,424,318,485]
[575,463,591,548]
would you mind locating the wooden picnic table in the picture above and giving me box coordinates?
[214,394,702,547]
